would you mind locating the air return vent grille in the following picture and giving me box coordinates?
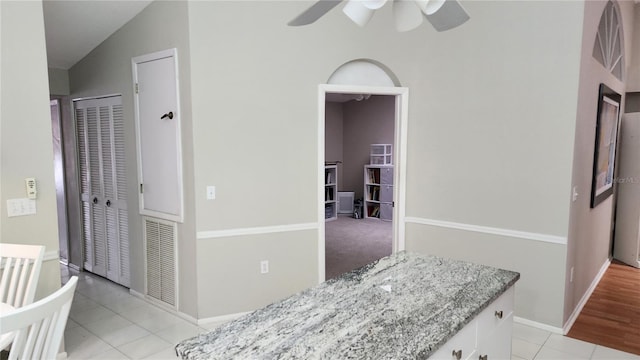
[144,217,176,307]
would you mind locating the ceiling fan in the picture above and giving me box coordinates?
[288,0,470,32]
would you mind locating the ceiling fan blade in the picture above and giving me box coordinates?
[343,0,376,26]
[363,0,388,10]
[414,0,445,15]
[288,0,344,26]
[393,0,423,32]
[420,0,470,32]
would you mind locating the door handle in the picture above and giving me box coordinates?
[93,197,98,204]
[160,111,174,120]
[106,200,111,207]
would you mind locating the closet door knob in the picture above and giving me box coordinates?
[93,197,98,204]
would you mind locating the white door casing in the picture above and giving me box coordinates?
[132,48,184,223]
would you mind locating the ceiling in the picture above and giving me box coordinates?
[43,0,152,69]
[42,0,640,70]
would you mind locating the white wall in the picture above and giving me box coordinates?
[68,1,198,318]
[0,0,61,299]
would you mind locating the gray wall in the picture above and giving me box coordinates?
[325,101,344,187]
[5,0,638,329]
[325,96,395,199]
[343,95,395,199]
[68,1,198,318]
[188,0,583,325]
[627,4,640,91]
[48,67,70,96]
[564,0,638,326]
[1,1,61,299]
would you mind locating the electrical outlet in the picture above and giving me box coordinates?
[207,186,216,200]
[260,260,269,274]
[572,186,578,202]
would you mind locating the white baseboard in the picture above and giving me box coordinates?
[198,311,252,326]
[514,316,563,334]
[562,258,611,334]
[129,289,199,325]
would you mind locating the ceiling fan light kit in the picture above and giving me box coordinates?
[343,0,377,26]
[288,0,470,32]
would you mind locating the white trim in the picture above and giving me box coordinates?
[197,222,318,240]
[404,217,568,245]
[317,89,326,284]
[197,311,252,326]
[562,258,611,334]
[318,84,409,284]
[44,250,59,262]
[130,289,198,325]
[71,93,122,102]
[514,316,563,335]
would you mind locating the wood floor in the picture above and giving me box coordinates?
[567,260,640,355]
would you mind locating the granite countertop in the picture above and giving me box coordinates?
[175,251,520,360]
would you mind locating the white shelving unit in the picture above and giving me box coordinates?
[325,165,338,221]
[370,144,392,165]
[364,165,393,221]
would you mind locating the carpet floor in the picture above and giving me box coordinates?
[325,215,392,280]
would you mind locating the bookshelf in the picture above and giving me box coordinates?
[364,165,393,221]
[325,165,338,221]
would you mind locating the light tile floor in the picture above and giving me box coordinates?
[61,266,640,360]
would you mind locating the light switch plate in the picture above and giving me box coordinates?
[7,198,37,217]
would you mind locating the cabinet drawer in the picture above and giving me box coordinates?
[477,286,514,342]
[429,320,477,360]
[380,167,394,185]
[380,203,393,221]
[380,185,393,202]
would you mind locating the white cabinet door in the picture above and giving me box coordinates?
[477,312,513,360]
[429,320,478,360]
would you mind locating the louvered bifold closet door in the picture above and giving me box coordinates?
[75,96,130,287]
[144,218,176,306]
[76,106,94,272]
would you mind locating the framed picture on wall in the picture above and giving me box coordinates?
[590,83,622,208]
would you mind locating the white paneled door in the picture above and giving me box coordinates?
[132,48,183,223]
[75,96,130,287]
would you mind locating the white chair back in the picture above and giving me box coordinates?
[0,243,45,308]
[0,276,78,360]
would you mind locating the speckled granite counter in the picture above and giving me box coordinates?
[175,251,519,359]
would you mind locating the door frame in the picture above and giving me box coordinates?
[317,84,409,283]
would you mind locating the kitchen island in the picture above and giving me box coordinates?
[175,251,520,359]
